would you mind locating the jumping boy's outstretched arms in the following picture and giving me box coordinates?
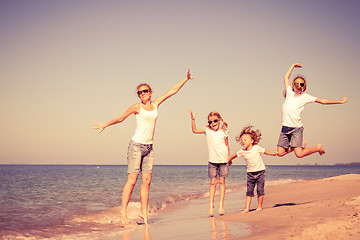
[189,110,205,134]
[284,63,302,90]
[315,96,348,105]
[153,68,194,108]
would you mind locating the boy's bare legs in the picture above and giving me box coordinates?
[209,178,217,216]
[121,173,138,226]
[256,195,264,211]
[294,144,325,158]
[242,196,252,213]
[218,177,225,215]
[277,146,289,157]
[277,141,325,158]
[139,173,152,226]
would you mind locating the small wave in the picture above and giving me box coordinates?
[266,178,301,186]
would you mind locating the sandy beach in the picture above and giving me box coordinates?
[107,174,360,240]
[219,174,360,240]
[2,168,359,239]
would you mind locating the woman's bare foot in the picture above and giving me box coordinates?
[139,212,148,226]
[255,207,263,212]
[318,144,326,155]
[241,209,250,214]
[120,213,129,227]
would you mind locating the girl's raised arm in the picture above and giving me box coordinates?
[93,104,139,134]
[153,68,194,108]
[189,110,205,134]
[284,63,302,90]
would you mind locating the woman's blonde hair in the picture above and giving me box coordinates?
[236,125,261,145]
[208,111,228,130]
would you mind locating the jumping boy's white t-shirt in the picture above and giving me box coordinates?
[205,127,229,164]
[237,145,266,172]
[282,86,317,128]
[131,103,158,144]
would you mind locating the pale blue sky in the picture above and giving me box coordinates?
[0,0,359,165]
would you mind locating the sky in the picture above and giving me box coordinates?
[0,0,359,165]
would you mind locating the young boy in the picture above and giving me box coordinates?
[228,125,276,213]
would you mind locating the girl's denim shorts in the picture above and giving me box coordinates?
[127,140,154,174]
[208,162,229,178]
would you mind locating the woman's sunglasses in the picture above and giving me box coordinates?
[208,119,219,124]
[137,89,150,95]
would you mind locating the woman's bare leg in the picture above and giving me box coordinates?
[139,173,152,226]
[121,173,139,226]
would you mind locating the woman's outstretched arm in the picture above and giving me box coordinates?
[153,68,194,107]
[93,104,139,134]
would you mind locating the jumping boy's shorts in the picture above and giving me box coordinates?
[277,126,304,149]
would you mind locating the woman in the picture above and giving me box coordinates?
[93,69,194,226]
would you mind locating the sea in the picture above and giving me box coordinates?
[1,164,359,240]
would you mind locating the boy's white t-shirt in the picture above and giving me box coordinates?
[282,86,317,128]
[237,145,266,172]
[205,127,229,164]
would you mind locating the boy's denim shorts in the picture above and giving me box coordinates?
[277,126,304,149]
[246,170,265,197]
[208,162,229,178]
[127,140,154,174]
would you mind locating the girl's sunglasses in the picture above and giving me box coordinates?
[208,119,219,124]
[137,89,150,95]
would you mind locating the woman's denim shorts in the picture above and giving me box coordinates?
[127,140,154,174]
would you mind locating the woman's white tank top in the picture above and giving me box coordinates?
[131,103,158,144]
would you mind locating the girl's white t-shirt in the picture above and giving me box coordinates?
[282,86,317,128]
[237,145,266,172]
[205,127,229,164]
[131,103,158,144]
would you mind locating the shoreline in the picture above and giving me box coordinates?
[2,172,359,239]
[105,174,360,240]
[218,174,360,240]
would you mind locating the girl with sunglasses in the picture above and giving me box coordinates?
[189,111,229,217]
[93,69,194,226]
[277,63,348,158]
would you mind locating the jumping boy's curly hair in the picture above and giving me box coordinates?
[236,125,262,145]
